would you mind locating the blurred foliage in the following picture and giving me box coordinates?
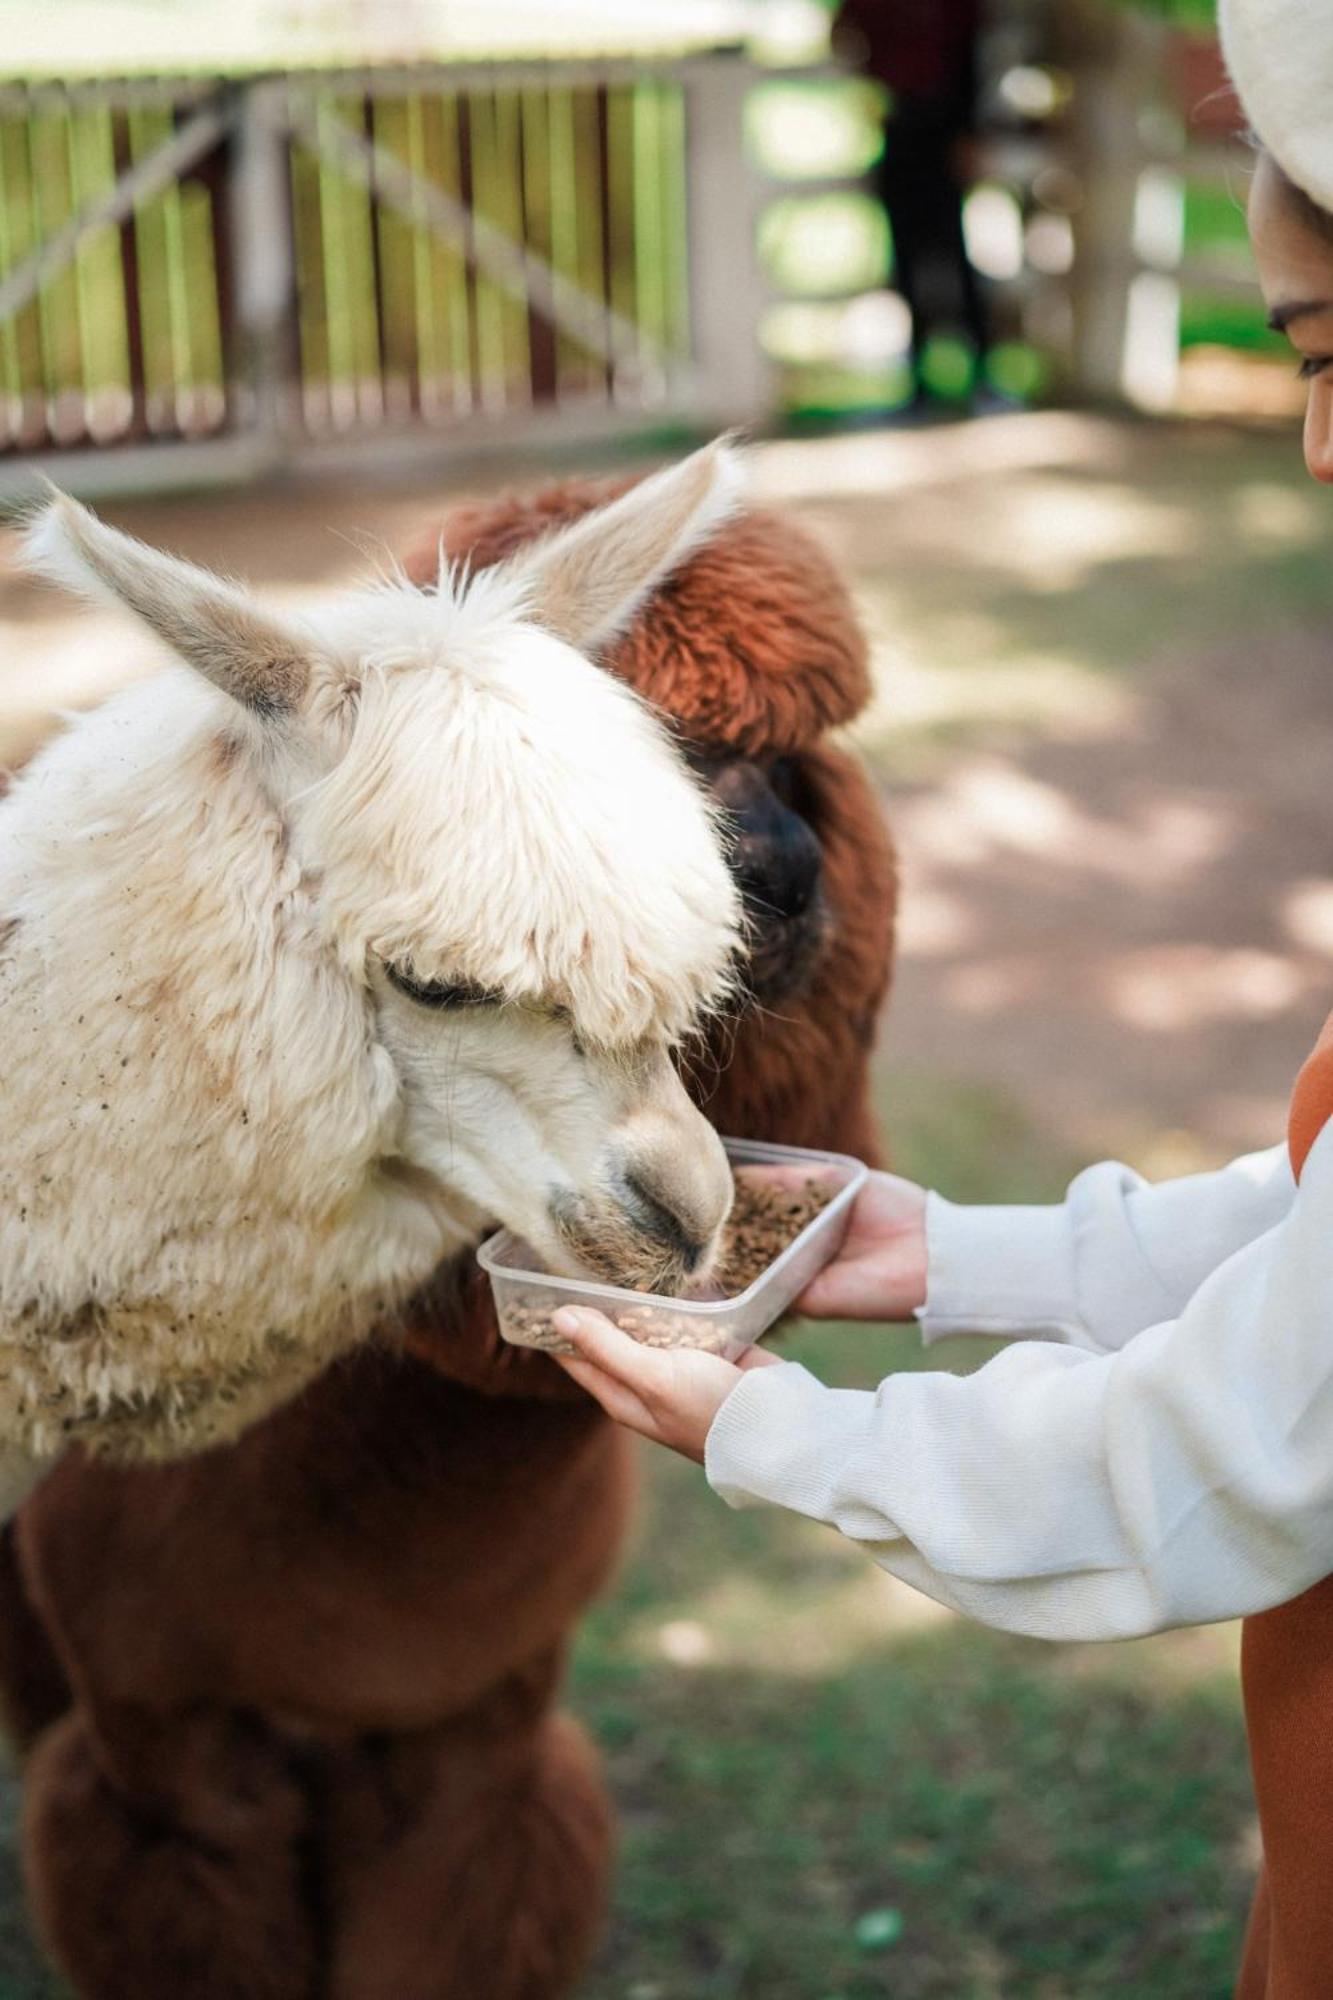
[1184,179,1251,263]
[747,79,885,184]
[1112,0,1217,22]
[1180,179,1283,355]
[986,339,1052,400]
[918,334,976,402]
[760,192,889,301]
[1180,291,1283,352]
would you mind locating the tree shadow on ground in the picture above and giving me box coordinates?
[789,420,1333,1165]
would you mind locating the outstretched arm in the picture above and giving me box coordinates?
[555,1125,1333,1644]
[800,1145,1294,1357]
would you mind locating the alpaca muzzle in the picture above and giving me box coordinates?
[547,1107,732,1296]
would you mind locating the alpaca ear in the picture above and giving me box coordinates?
[22,488,312,717]
[506,437,746,653]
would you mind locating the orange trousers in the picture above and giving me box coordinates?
[1236,1576,1333,1998]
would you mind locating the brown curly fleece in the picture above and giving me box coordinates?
[0,474,897,2000]
[424,474,873,756]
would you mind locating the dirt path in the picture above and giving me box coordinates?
[770,416,1333,1168]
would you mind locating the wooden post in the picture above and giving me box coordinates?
[110,105,149,441]
[1064,0,1175,406]
[227,78,298,456]
[682,54,770,427]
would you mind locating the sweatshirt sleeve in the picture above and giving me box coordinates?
[922,1142,1294,1354]
[705,1125,1333,1643]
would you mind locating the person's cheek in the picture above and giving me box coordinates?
[1304,377,1333,483]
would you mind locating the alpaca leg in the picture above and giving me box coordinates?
[22,1705,320,2000]
[327,1708,614,2000]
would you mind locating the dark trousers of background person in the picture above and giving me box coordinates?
[875,92,989,390]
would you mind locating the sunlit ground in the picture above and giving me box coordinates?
[4,409,1333,1995]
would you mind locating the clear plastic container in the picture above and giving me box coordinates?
[477,1137,869,1361]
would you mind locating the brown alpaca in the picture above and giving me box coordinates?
[0,479,897,2000]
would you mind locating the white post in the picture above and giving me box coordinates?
[228,78,299,453]
[682,55,771,427]
[1066,2,1173,405]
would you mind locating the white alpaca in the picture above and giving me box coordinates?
[0,443,743,1490]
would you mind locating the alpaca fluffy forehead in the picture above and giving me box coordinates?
[303,589,742,1047]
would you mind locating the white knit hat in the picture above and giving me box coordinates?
[1220,0,1333,213]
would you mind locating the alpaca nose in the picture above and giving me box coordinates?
[705,756,824,927]
[735,826,822,922]
[616,1170,713,1272]
[616,1116,732,1272]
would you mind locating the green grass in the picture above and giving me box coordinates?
[572,1071,1255,1999]
[575,1624,1250,1999]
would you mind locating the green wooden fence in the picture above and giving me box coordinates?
[0,62,747,468]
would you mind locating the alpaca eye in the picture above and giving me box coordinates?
[384,965,499,1011]
[768,755,799,803]
[551,1004,588,1057]
[767,755,813,815]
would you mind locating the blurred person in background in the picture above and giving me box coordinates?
[833,0,991,411]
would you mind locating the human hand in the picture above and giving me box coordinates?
[796,1170,929,1321]
[551,1309,782,1464]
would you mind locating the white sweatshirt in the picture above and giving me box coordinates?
[704,1127,1333,1642]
